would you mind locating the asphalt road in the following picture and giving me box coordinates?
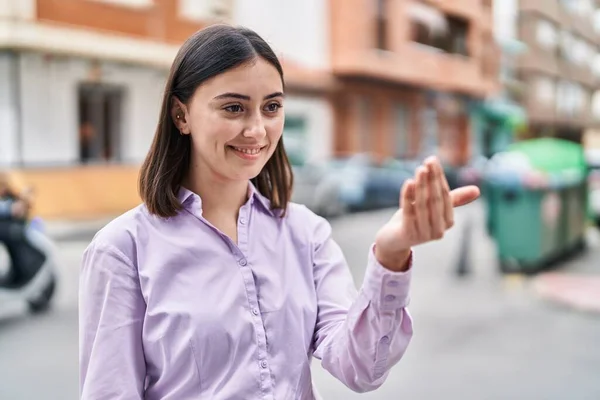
[1,201,599,400]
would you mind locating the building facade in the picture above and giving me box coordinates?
[329,0,499,165]
[513,0,600,141]
[0,0,334,218]
[0,0,500,219]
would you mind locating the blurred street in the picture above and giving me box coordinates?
[1,201,599,400]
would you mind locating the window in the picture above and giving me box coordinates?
[592,91,600,119]
[594,9,600,33]
[578,0,594,15]
[392,103,410,157]
[536,20,557,50]
[89,0,152,8]
[445,16,470,56]
[283,116,307,166]
[556,81,585,116]
[559,0,577,13]
[78,84,124,164]
[411,14,470,56]
[559,30,575,63]
[593,53,600,77]
[376,0,388,50]
[535,77,555,104]
[178,0,233,22]
[572,38,589,66]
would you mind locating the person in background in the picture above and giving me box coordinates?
[78,24,480,400]
[0,173,32,220]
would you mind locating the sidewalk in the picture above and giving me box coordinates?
[530,228,600,314]
[42,217,114,242]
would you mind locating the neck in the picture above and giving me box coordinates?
[183,168,249,217]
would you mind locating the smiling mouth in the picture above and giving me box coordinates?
[227,145,268,160]
[229,146,263,155]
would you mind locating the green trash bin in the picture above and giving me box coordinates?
[485,180,563,273]
[562,180,588,252]
[486,138,588,273]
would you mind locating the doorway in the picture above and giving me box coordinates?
[78,84,124,163]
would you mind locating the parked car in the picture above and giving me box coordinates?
[444,155,489,190]
[327,154,414,211]
[291,163,347,218]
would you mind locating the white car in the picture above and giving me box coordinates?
[291,164,347,219]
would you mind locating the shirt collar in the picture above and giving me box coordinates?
[176,181,276,217]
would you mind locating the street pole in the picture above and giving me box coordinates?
[456,212,472,277]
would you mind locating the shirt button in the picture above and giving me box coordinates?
[252,308,259,316]
[239,258,248,267]
[384,294,396,302]
[381,335,390,344]
[387,280,400,287]
[239,217,246,225]
[260,360,268,369]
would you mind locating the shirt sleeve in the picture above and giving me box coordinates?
[311,214,413,393]
[79,240,147,399]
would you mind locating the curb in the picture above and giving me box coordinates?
[42,218,113,242]
[532,273,600,314]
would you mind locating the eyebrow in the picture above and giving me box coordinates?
[212,92,285,101]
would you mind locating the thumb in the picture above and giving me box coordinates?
[450,185,480,208]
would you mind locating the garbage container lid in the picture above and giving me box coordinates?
[508,138,587,174]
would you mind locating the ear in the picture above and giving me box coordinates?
[171,96,190,135]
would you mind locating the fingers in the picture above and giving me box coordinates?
[426,157,454,230]
[425,159,445,239]
[450,185,481,207]
[405,155,477,244]
[415,166,430,238]
[400,179,416,218]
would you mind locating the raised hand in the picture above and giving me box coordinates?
[374,156,480,271]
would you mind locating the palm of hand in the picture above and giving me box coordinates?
[374,157,480,269]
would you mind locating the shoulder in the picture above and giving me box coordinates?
[85,204,151,264]
[283,202,332,244]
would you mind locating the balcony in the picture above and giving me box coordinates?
[518,0,562,24]
[517,49,560,77]
[559,58,596,87]
[562,12,598,44]
[332,43,486,96]
[329,0,493,97]
[424,0,481,21]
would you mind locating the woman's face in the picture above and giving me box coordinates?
[173,57,285,183]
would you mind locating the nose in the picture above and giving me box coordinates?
[243,112,267,140]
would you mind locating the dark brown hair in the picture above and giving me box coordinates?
[139,24,293,218]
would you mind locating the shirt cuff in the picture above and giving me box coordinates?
[362,243,413,312]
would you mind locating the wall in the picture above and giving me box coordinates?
[0,52,20,166]
[232,0,330,69]
[284,96,334,163]
[16,52,166,165]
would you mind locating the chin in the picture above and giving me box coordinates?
[227,163,266,182]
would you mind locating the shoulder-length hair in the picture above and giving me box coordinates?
[139,25,293,218]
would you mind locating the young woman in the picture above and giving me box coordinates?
[79,24,479,400]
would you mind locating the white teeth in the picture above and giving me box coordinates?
[232,147,261,155]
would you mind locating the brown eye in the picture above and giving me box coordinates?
[224,104,243,113]
[264,103,282,113]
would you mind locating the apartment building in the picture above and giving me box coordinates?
[0,0,500,219]
[329,0,500,165]
[514,0,600,141]
[0,0,334,218]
